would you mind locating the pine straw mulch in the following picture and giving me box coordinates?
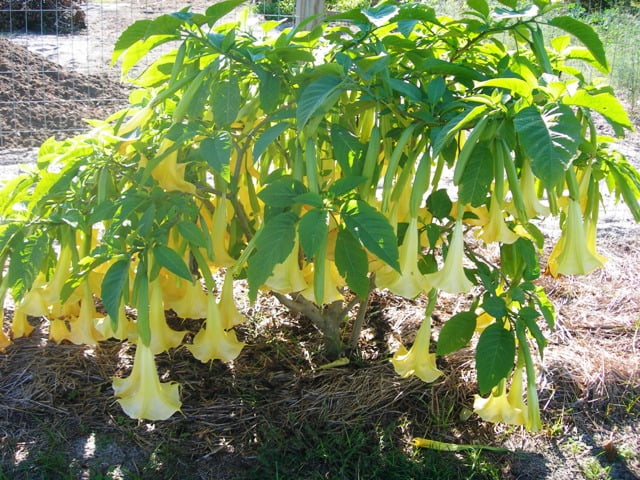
[0,231,639,479]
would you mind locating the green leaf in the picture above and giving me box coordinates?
[201,133,232,181]
[477,78,533,102]
[295,191,324,208]
[112,19,152,64]
[205,0,246,25]
[330,124,364,175]
[258,177,308,208]
[562,90,632,134]
[152,244,193,283]
[335,227,370,299]
[133,265,151,347]
[549,16,608,72]
[328,176,367,197]
[514,105,582,188]
[422,58,485,83]
[341,200,400,271]
[177,220,208,248]
[436,311,477,355]
[258,71,282,113]
[457,143,493,207]
[476,323,516,394]
[298,209,328,259]
[212,78,241,127]
[253,123,291,163]
[8,232,49,302]
[247,212,298,300]
[387,78,424,101]
[482,295,508,319]
[101,258,131,324]
[297,76,342,129]
[520,313,547,356]
[425,189,452,219]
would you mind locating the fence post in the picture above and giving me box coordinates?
[295,0,325,28]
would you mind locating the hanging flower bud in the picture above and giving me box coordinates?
[210,197,236,268]
[375,217,431,299]
[113,341,182,421]
[42,245,73,304]
[147,278,186,354]
[507,367,529,426]
[519,159,550,218]
[219,271,246,329]
[425,220,473,294]
[477,196,519,245]
[187,292,245,363]
[547,199,605,277]
[391,316,443,383]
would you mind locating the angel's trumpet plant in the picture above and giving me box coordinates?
[376,216,431,299]
[264,239,308,294]
[507,367,529,425]
[112,341,182,421]
[473,378,526,426]
[477,196,519,245]
[425,219,473,294]
[147,277,186,354]
[146,139,196,194]
[42,244,73,304]
[547,199,605,277]
[519,158,550,218]
[187,291,245,363]
[95,303,133,340]
[392,304,443,383]
[10,308,34,338]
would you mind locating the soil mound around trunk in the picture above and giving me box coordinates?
[0,38,128,148]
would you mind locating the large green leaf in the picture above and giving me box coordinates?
[341,200,400,271]
[258,177,308,208]
[297,76,342,129]
[101,258,131,327]
[514,105,582,188]
[476,323,516,394]
[201,132,232,182]
[436,311,477,355]
[549,16,608,72]
[562,90,632,135]
[457,142,494,207]
[212,78,241,127]
[205,0,246,25]
[334,228,370,299]
[8,232,49,302]
[298,209,328,259]
[152,244,193,283]
[253,123,291,163]
[330,124,365,175]
[247,212,298,300]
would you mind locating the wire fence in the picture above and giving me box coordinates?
[0,1,638,151]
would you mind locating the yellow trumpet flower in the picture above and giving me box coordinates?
[219,271,246,329]
[147,278,187,354]
[10,308,34,338]
[49,284,104,345]
[477,196,519,245]
[113,341,182,421]
[164,276,208,320]
[210,197,236,268]
[264,239,308,294]
[187,292,245,363]
[95,303,133,340]
[300,259,345,304]
[519,159,550,218]
[0,327,11,351]
[375,216,431,299]
[391,316,443,383]
[425,220,473,294]
[547,199,605,277]
[146,139,196,194]
[42,245,73,304]
[473,379,526,426]
[507,367,529,426]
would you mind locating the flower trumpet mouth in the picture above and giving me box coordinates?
[473,378,526,426]
[113,341,182,421]
[391,316,442,383]
[477,196,519,245]
[547,199,605,277]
